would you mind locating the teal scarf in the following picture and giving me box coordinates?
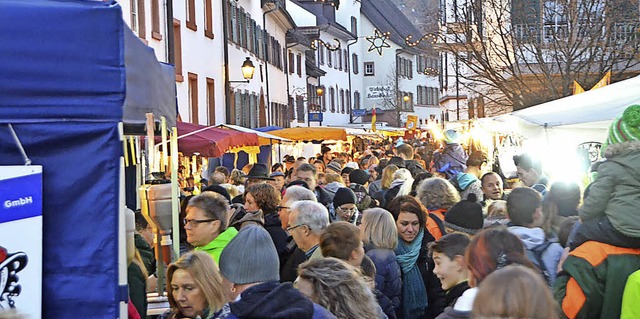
[395,230,428,319]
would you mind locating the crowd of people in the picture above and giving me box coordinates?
[126,104,640,319]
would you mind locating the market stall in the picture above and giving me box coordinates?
[217,124,292,169]
[0,1,176,317]
[268,126,348,142]
[174,122,260,157]
[479,74,640,182]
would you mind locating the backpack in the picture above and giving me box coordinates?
[525,241,553,286]
[433,149,467,180]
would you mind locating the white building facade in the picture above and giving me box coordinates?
[119,0,442,129]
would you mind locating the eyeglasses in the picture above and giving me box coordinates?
[276,205,290,211]
[286,224,307,231]
[337,206,357,214]
[183,218,215,227]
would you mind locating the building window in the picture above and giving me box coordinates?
[238,9,245,48]
[186,0,197,31]
[229,2,237,43]
[364,62,374,76]
[351,17,358,35]
[297,54,302,76]
[173,19,183,82]
[319,46,325,65]
[131,0,146,39]
[327,48,333,67]
[188,73,198,124]
[206,78,215,125]
[354,91,361,109]
[352,54,359,74]
[346,89,351,114]
[204,0,213,38]
[330,87,335,112]
[408,60,413,79]
[338,50,342,70]
[344,49,349,72]
[340,89,345,113]
[296,96,305,122]
[321,86,327,111]
[151,0,162,40]
[288,51,295,74]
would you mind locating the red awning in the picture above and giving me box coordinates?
[169,122,260,157]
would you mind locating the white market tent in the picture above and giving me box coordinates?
[487,74,640,147]
[511,74,640,127]
[479,74,640,180]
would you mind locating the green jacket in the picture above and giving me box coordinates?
[195,227,238,264]
[579,141,640,238]
[553,241,640,319]
[621,270,640,319]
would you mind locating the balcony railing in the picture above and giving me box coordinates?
[512,22,638,44]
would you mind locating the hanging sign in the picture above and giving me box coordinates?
[0,166,42,317]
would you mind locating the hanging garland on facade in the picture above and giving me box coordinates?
[310,38,342,51]
[366,29,391,56]
[423,67,439,76]
[404,33,437,47]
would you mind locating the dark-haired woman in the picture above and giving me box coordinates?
[388,196,445,319]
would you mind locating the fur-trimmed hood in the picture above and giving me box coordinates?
[604,140,640,158]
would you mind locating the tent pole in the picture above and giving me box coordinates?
[171,127,180,261]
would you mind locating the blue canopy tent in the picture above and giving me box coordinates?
[254,126,283,132]
[0,0,176,318]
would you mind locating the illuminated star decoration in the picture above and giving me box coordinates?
[366,29,391,56]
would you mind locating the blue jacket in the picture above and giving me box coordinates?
[509,226,564,286]
[366,246,402,311]
[216,281,336,319]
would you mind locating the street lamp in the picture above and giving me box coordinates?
[231,57,255,83]
[316,87,324,96]
[403,95,410,102]
[241,57,255,80]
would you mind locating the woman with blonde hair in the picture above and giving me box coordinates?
[163,251,226,319]
[297,257,382,319]
[360,208,402,315]
[473,265,558,319]
[373,164,398,207]
[384,168,414,205]
[229,169,246,194]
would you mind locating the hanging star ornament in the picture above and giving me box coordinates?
[366,29,391,56]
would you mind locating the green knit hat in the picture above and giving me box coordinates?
[604,104,640,148]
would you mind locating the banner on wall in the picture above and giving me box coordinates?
[0,166,42,317]
[406,115,418,130]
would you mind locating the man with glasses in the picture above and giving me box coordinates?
[287,201,330,261]
[184,192,238,264]
[278,186,318,282]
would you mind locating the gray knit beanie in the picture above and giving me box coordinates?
[218,225,280,284]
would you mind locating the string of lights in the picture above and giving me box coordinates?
[310,38,342,51]
[404,33,438,47]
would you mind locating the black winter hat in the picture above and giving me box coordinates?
[202,185,231,203]
[246,163,274,180]
[349,169,369,185]
[333,187,357,209]
[341,167,355,176]
[444,193,484,235]
[389,156,406,168]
